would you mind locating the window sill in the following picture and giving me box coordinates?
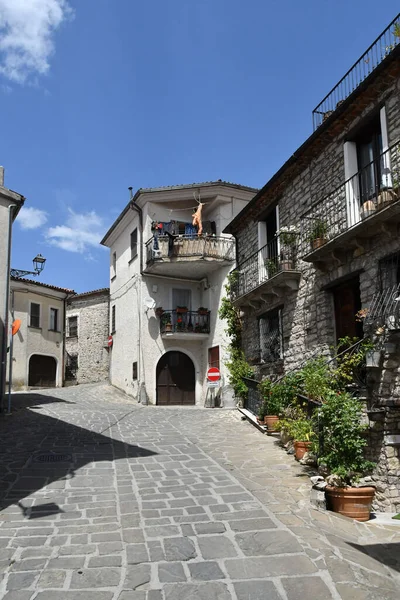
[28,326,42,331]
[111,276,116,282]
[111,331,116,335]
[48,329,61,333]
[67,335,78,339]
[128,255,138,265]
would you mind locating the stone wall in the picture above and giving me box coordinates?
[235,66,400,511]
[66,290,110,384]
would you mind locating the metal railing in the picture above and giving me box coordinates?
[146,235,235,264]
[313,14,400,129]
[231,232,299,299]
[300,141,400,256]
[365,284,400,329]
[159,310,210,335]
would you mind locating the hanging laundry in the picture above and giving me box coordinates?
[192,203,204,235]
[165,231,176,257]
[185,223,197,237]
[153,232,159,251]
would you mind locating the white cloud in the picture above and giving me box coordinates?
[17,206,48,229]
[0,0,73,84]
[46,208,105,253]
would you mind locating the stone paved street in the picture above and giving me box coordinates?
[0,384,400,600]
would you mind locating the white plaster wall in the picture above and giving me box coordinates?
[9,286,65,389]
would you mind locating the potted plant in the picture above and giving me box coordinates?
[176,305,188,314]
[265,258,278,279]
[360,200,376,219]
[318,390,375,522]
[197,307,209,315]
[257,400,267,425]
[308,219,328,250]
[286,418,316,460]
[258,378,282,431]
[155,307,164,317]
[278,226,298,269]
[160,312,172,332]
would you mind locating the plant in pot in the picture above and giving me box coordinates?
[258,378,282,431]
[265,258,278,279]
[299,357,331,403]
[318,390,375,522]
[176,305,188,314]
[308,219,328,250]
[278,225,298,269]
[197,306,209,315]
[160,312,172,332]
[285,417,317,460]
[360,200,376,219]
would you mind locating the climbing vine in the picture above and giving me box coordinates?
[219,272,253,399]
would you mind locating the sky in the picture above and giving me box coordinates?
[1,0,400,293]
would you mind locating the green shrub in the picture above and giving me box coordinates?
[299,357,331,401]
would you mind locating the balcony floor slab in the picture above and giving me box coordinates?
[232,270,301,309]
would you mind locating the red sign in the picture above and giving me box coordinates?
[207,367,220,382]
[108,335,113,348]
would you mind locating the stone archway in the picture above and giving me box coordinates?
[156,351,195,405]
[28,355,57,388]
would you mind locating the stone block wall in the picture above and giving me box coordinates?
[66,290,110,385]
[235,66,400,511]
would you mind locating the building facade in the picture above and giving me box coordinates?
[101,181,257,406]
[65,288,110,385]
[0,168,24,408]
[8,278,74,391]
[225,16,400,511]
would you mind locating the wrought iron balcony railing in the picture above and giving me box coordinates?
[146,235,235,264]
[313,14,400,130]
[159,310,210,335]
[301,141,400,258]
[231,232,299,300]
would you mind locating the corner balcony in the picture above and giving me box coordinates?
[158,309,210,340]
[313,14,400,129]
[231,234,301,309]
[144,235,235,279]
[301,142,400,268]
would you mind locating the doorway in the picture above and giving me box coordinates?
[156,351,195,405]
[332,277,363,342]
[28,355,57,387]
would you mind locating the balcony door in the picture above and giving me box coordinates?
[258,206,279,282]
[156,351,195,405]
[332,277,362,342]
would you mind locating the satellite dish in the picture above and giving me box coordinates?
[144,297,156,311]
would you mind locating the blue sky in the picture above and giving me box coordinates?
[1,0,399,293]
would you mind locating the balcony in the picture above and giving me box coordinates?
[301,142,400,267]
[159,309,210,340]
[144,235,235,279]
[313,14,400,130]
[231,233,301,309]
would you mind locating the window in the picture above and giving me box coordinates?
[258,205,279,281]
[66,353,78,380]
[259,307,282,362]
[132,362,138,380]
[49,308,59,331]
[111,251,117,279]
[68,316,78,337]
[30,303,40,328]
[208,346,220,370]
[379,252,400,291]
[111,305,116,333]
[130,229,138,260]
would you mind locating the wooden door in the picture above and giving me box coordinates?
[332,278,362,342]
[156,351,195,405]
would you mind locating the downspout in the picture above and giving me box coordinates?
[0,203,17,413]
[128,187,146,403]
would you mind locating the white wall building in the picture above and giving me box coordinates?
[8,277,74,390]
[101,181,257,406]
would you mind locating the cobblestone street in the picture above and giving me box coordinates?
[0,383,399,600]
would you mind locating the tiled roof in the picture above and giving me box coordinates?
[68,287,109,299]
[11,276,75,295]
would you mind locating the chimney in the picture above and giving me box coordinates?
[0,166,4,187]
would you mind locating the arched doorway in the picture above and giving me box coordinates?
[156,351,195,405]
[28,355,57,388]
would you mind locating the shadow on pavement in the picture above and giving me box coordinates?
[347,541,400,572]
[0,392,156,515]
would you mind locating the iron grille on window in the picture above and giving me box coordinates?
[68,316,78,337]
[259,308,282,362]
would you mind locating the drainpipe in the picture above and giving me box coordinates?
[0,203,17,413]
[128,188,146,403]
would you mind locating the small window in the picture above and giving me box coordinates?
[49,308,59,331]
[30,303,40,328]
[68,316,78,337]
[111,251,117,278]
[130,229,138,260]
[111,305,116,333]
[208,346,220,370]
[132,361,138,380]
[379,252,400,291]
[259,307,283,362]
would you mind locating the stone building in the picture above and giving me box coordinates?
[0,168,24,408]
[225,15,400,512]
[101,181,256,405]
[65,288,110,385]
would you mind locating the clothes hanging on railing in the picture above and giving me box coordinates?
[165,231,176,257]
[184,223,197,237]
[153,232,159,251]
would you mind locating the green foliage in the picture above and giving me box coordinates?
[160,312,171,325]
[259,378,282,415]
[225,347,253,400]
[393,21,400,38]
[331,337,374,390]
[265,259,278,277]
[284,418,316,442]
[299,357,331,401]
[318,390,375,485]
[308,219,328,242]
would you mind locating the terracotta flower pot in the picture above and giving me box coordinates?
[280,260,293,271]
[264,415,279,431]
[311,238,326,250]
[325,486,375,522]
[294,440,312,460]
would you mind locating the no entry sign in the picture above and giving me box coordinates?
[108,335,113,348]
[207,367,221,382]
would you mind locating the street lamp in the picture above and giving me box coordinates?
[11,254,46,278]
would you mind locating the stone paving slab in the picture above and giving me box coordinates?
[0,383,399,599]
